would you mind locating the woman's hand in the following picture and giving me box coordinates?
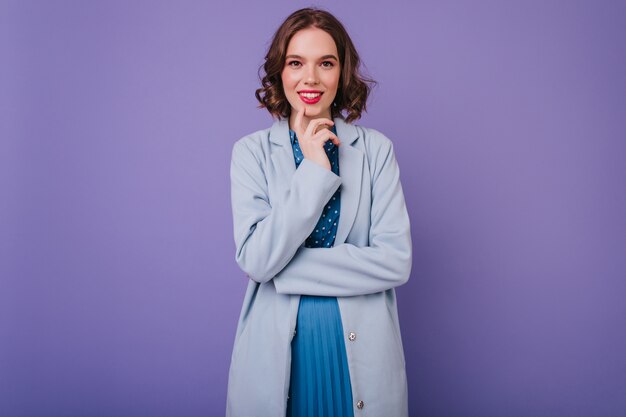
[291,106,341,171]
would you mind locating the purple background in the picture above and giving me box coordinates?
[2,0,625,416]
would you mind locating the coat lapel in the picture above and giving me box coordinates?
[269,116,363,245]
[333,119,363,244]
[269,120,295,183]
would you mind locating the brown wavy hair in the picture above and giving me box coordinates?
[255,7,377,124]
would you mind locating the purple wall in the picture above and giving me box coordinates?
[2,1,625,416]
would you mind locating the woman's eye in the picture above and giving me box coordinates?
[287,61,334,68]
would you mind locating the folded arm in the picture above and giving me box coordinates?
[230,140,341,283]
[273,138,412,297]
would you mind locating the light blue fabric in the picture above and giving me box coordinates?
[226,117,412,417]
[286,126,354,417]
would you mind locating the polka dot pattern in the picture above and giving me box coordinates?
[289,125,341,248]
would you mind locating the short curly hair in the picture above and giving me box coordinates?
[255,7,377,124]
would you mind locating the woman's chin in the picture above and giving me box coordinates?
[296,105,332,118]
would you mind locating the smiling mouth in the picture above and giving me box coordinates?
[299,92,323,99]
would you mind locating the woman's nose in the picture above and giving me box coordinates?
[305,67,319,84]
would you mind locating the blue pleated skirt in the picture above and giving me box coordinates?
[286,295,354,417]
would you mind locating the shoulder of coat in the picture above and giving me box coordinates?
[232,127,273,157]
[354,124,394,156]
[231,127,273,167]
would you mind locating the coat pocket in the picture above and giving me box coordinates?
[385,304,406,367]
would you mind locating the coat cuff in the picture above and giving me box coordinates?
[293,158,341,195]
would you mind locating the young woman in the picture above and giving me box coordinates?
[226,7,412,417]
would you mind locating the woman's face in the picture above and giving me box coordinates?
[281,27,341,127]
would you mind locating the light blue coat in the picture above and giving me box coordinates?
[226,116,412,417]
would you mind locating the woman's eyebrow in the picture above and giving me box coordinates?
[285,54,338,61]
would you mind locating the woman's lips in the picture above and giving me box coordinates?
[299,92,323,104]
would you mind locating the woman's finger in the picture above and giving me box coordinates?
[312,129,341,147]
[304,118,335,140]
[292,106,305,138]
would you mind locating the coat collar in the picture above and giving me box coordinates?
[269,116,363,245]
[269,115,359,147]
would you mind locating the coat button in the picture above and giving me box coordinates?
[348,332,356,341]
[356,400,364,409]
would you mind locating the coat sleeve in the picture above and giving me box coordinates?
[273,137,412,297]
[230,138,342,283]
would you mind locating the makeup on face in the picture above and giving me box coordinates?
[298,90,323,105]
[281,27,341,127]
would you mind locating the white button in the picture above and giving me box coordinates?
[356,400,364,409]
[348,332,356,341]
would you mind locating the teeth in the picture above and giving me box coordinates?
[300,92,321,99]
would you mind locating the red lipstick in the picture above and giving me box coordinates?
[298,91,323,104]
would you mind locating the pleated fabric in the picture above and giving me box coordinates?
[286,126,355,417]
